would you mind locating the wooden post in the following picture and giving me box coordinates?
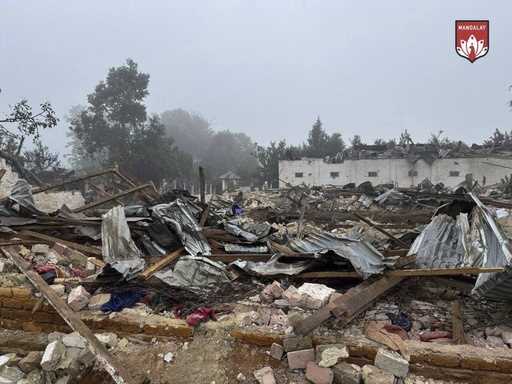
[199,166,206,204]
[452,301,466,344]
[3,247,135,384]
[71,183,153,213]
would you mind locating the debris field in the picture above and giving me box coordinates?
[1,167,512,383]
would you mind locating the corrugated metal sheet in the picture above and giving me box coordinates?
[288,231,397,279]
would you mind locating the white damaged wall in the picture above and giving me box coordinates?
[0,159,85,212]
[279,156,512,189]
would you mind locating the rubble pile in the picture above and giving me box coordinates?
[2,166,512,383]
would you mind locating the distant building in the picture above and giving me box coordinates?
[219,171,241,192]
[279,144,512,188]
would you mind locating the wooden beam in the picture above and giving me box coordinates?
[71,183,153,213]
[199,166,206,204]
[139,247,184,280]
[451,301,466,345]
[2,247,136,384]
[294,275,405,335]
[298,267,503,279]
[113,169,157,202]
[32,168,116,194]
[352,212,409,248]
[18,230,105,267]
[199,195,215,227]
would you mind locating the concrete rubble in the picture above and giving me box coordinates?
[2,167,512,383]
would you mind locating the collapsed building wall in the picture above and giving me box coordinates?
[279,156,512,188]
[0,158,85,212]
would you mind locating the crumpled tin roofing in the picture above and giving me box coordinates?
[288,231,397,279]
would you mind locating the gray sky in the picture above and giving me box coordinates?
[1,0,510,156]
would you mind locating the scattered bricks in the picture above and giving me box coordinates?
[67,286,90,311]
[88,293,111,311]
[18,351,43,373]
[332,362,362,384]
[254,366,276,384]
[318,346,350,368]
[283,286,302,307]
[306,361,334,384]
[41,340,66,371]
[260,281,284,303]
[62,332,87,349]
[361,365,394,384]
[287,348,315,369]
[0,288,12,297]
[374,348,409,378]
[284,335,313,352]
[269,343,284,360]
[50,284,65,296]
[297,283,335,309]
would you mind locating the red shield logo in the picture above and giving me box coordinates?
[455,20,489,63]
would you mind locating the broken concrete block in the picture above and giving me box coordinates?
[253,366,276,384]
[0,365,25,384]
[18,351,43,373]
[95,332,118,349]
[269,343,284,360]
[47,332,65,343]
[374,348,409,378]
[287,348,315,369]
[361,365,394,384]
[17,369,43,384]
[31,244,50,255]
[57,347,82,373]
[88,293,111,310]
[67,286,90,311]
[306,361,334,384]
[318,345,349,368]
[49,284,65,296]
[283,285,302,307]
[273,299,289,309]
[297,283,335,309]
[0,353,16,369]
[283,335,313,352]
[41,340,66,371]
[332,362,361,384]
[62,332,87,349]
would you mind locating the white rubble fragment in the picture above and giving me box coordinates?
[163,352,174,363]
[62,332,87,349]
[41,341,66,371]
[319,346,350,367]
[297,283,335,309]
[67,286,90,311]
[374,348,409,378]
[95,333,119,349]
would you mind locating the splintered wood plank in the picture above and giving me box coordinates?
[451,301,466,345]
[294,276,404,336]
[139,247,184,280]
[3,247,136,384]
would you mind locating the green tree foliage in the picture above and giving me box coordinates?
[160,109,213,160]
[304,117,345,157]
[484,129,512,147]
[398,129,413,145]
[350,134,364,147]
[69,59,192,184]
[256,140,287,188]
[22,139,61,174]
[203,130,259,183]
[0,98,58,155]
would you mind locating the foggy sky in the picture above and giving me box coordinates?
[1,0,511,157]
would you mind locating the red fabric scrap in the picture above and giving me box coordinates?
[186,307,216,326]
[420,330,452,342]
